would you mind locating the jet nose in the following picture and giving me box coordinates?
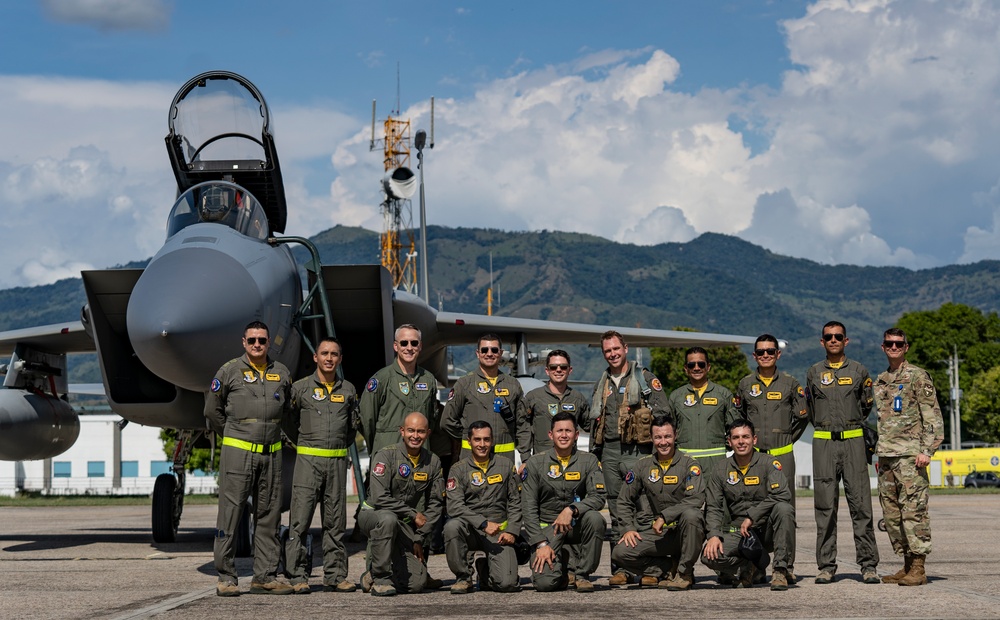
[126,246,262,392]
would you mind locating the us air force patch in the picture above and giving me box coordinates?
[210,378,221,392]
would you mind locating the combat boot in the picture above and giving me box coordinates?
[898,555,927,586]
[608,572,633,586]
[574,576,594,593]
[882,554,913,584]
[450,579,474,595]
[249,580,294,595]
[216,581,240,597]
[661,572,694,591]
[291,581,311,594]
[770,568,789,591]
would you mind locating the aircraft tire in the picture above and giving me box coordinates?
[151,473,178,543]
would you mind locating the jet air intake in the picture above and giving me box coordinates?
[383,167,416,200]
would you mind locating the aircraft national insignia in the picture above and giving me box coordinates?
[727,471,740,485]
[749,384,762,397]
[366,378,378,392]
[210,378,221,392]
[399,382,410,396]
[471,471,485,486]
[684,394,697,407]
[243,371,256,383]
[311,387,326,401]
[547,464,562,479]
[648,468,660,483]
[398,464,411,478]
[821,372,834,385]
[477,382,490,394]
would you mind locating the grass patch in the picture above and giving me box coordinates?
[0,492,219,507]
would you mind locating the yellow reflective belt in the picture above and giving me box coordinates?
[814,429,863,440]
[761,443,794,456]
[498,520,508,531]
[678,447,727,458]
[296,446,348,458]
[461,440,516,453]
[222,437,282,453]
[540,522,549,528]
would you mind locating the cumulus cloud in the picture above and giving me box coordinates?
[40,0,172,32]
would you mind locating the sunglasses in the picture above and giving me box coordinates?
[397,340,420,347]
[479,346,500,354]
[245,337,268,345]
[822,333,845,342]
[754,348,778,356]
[883,340,907,349]
[685,361,707,370]
[547,364,569,371]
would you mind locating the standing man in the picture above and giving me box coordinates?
[444,421,522,594]
[612,414,705,591]
[524,350,589,454]
[806,321,880,584]
[357,412,444,597]
[284,337,358,594]
[589,330,669,586]
[668,347,740,476]
[205,321,293,597]
[874,328,944,586]
[522,411,607,592]
[442,333,531,464]
[701,419,795,590]
[735,334,808,580]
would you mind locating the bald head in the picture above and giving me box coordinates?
[400,411,430,455]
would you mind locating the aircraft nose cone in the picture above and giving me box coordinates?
[127,247,262,392]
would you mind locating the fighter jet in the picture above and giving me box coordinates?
[0,71,755,548]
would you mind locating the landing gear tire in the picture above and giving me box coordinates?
[235,501,254,557]
[877,518,887,532]
[277,525,313,579]
[152,473,181,543]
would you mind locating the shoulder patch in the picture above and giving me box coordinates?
[210,378,222,392]
[366,378,378,392]
[770,483,780,489]
[773,460,782,471]
[650,378,663,391]
[689,465,701,476]
[373,462,386,477]
[864,377,873,387]
[446,477,457,491]
[624,470,636,485]
[520,468,528,481]
[448,388,455,401]
[797,386,805,397]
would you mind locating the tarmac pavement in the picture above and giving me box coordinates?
[1,495,998,619]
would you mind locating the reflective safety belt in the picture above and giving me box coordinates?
[462,440,516,453]
[296,446,348,457]
[814,429,863,441]
[678,447,727,458]
[758,443,794,456]
[222,437,282,454]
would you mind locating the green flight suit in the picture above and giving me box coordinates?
[667,380,739,474]
[358,362,445,458]
[612,452,706,578]
[204,354,292,586]
[284,374,357,587]
[444,454,522,591]
[806,357,879,574]
[521,449,606,591]
[358,442,444,592]
[442,370,531,463]
[701,451,794,576]
[524,384,590,454]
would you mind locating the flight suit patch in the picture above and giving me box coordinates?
[821,372,834,386]
[471,471,485,486]
[770,483,780,489]
[414,472,428,481]
[772,460,782,471]
[415,382,429,390]
[366,378,378,392]
[663,475,678,484]
[399,382,410,395]
[651,378,663,391]
[243,371,256,383]
[487,474,503,484]
[330,394,345,403]
[619,386,627,394]
[477,382,490,394]
[727,471,739,485]
[311,387,326,401]
[797,386,805,397]
[684,394,697,407]
[373,462,386,477]
[398,464,411,477]
[648,468,660,483]
[548,403,558,415]
[211,378,221,392]
[446,478,457,491]
[448,388,455,401]
[624,471,635,484]
[744,476,760,485]
[561,404,576,411]
[565,471,581,481]
[547,465,562,479]
[685,485,694,490]
[703,397,718,405]
[495,388,510,396]
[596,483,604,489]
[749,384,761,397]
[689,466,701,476]
[838,377,853,385]
[766,391,782,400]
[265,373,280,381]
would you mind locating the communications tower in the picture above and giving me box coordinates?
[370,101,417,293]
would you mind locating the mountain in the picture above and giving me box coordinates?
[4,226,999,383]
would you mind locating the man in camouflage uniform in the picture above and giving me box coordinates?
[205,321,293,596]
[701,418,795,590]
[589,330,669,586]
[735,334,808,579]
[442,333,531,464]
[612,414,705,591]
[874,328,944,586]
[806,321,880,584]
[524,349,589,454]
[522,411,607,592]
[357,412,444,596]
[284,337,357,593]
[444,420,522,593]
[668,347,740,475]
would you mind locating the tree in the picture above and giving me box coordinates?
[650,327,751,394]
[160,429,218,474]
[963,367,1000,443]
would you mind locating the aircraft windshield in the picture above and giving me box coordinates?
[166,181,269,240]
[170,76,268,167]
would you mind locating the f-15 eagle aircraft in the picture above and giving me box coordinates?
[0,71,755,547]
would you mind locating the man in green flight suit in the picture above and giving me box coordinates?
[284,337,358,594]
[735,334,808,580]
[524,349,590,454]
[205,321,293,597]
[874,327,944,586]
[806,321,879,585]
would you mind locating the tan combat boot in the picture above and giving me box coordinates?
[882,554,912,584]
[898,555,927,586]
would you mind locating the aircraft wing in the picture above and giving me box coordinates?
[432,312,757,349]
[0,321,93,357]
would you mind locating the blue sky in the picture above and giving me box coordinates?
[1,0,1000,288]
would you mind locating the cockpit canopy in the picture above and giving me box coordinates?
[166,181,269,240]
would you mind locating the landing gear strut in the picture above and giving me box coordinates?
[151,429,200,543]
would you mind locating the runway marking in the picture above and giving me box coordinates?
[107,587,216,620]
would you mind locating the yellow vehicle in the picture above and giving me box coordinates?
[930,447,1000,487]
